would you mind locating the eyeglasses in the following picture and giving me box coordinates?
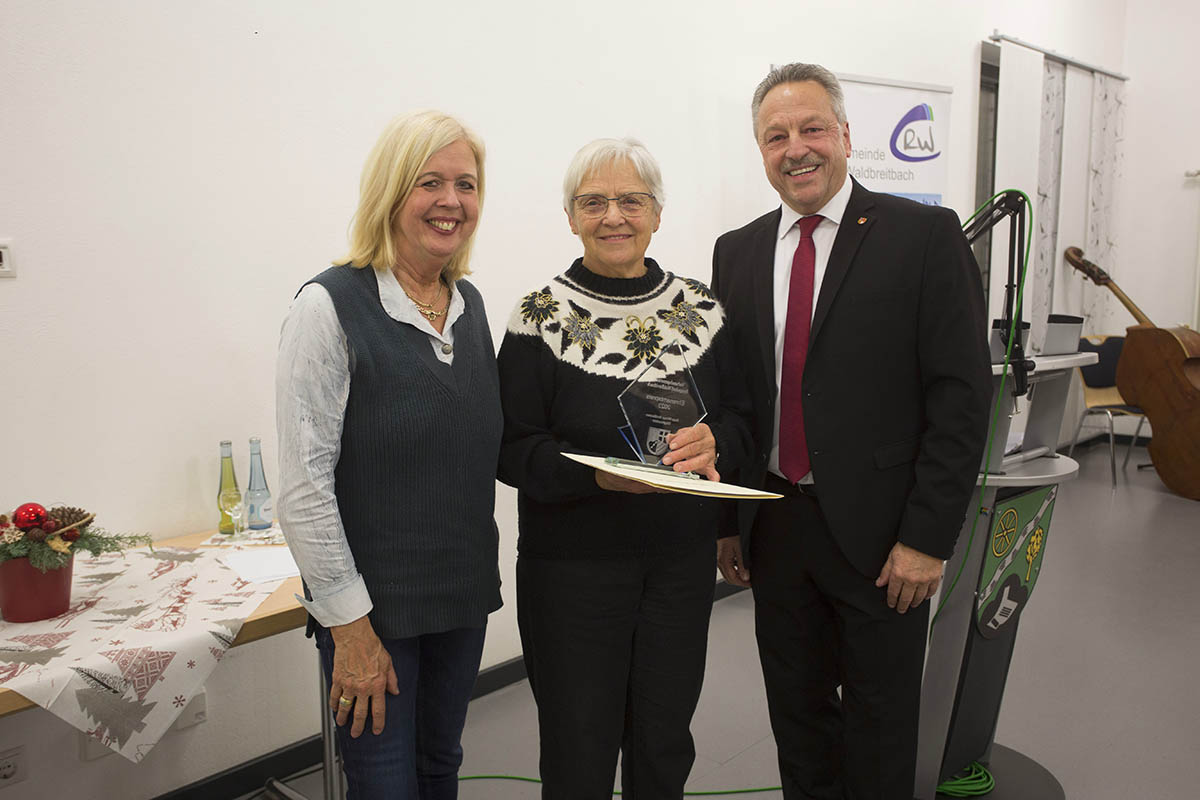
[571,192,656,219]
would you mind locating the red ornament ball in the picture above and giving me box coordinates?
[12,503,48,530]
[61,529,81,543]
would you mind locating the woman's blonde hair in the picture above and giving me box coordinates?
[338,110,486,282]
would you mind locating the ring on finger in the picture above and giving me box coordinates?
[338,696,353,707]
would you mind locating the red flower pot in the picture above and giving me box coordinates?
[0,556,74,622]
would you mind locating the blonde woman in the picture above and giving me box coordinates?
[276,110,502,799]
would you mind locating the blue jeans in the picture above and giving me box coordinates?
[315,624,487,800]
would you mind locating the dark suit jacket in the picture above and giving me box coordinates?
[712,179,992,577]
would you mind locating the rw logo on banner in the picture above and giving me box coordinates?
[839,74,951,207]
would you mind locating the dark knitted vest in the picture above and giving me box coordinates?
[308,265,503,639]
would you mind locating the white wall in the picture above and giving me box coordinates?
[5,0,1186,795]
[1118,0,1200,331]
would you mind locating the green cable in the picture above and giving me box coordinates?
[459,775,782,795]
[930,188,1034,632]
[936,761,996,796]
[459,773,543,785]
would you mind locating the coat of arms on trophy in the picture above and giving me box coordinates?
[645,426,672,457]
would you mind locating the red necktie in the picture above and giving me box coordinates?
[779,215,823,483]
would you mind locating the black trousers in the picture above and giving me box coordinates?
[516,539,716,800]
[750,488,928,800]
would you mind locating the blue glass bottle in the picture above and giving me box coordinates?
[245,437,273,530]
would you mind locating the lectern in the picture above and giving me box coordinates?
[914,350,1097,799]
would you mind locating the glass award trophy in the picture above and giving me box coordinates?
[616,341,707,469]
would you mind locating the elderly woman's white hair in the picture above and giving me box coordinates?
[562,137,665,216]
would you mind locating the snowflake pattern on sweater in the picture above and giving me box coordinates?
[506,262,725,378]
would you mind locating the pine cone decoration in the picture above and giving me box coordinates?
[48,506,92,530]
[25,527,47,542]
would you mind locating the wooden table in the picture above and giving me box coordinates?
[0,531,305,718]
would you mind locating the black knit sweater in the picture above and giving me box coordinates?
[497,258,754,559]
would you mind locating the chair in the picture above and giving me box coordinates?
[1066,336,1148,483]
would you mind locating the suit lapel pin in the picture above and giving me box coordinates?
[857,217,867,225]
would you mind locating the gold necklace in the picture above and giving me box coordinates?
[403,282,448,321]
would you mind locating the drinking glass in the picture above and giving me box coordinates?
[218,489,244,537]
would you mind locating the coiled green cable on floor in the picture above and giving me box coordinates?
[936,761,996,796]
[459,774,783,795]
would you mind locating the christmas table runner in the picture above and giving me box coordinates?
[0,546,283,762]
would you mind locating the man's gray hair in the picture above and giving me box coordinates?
[751,63,847,135]
[562,137,665,215]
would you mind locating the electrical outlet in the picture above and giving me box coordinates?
[0,240,14,279]
[171,689,207,731]
[0,746,27,788]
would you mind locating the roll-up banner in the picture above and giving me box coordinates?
[838,74,952,207]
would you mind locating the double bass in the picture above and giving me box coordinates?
[1064,247,1200,500]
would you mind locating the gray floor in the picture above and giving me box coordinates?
[270,442,1200,799]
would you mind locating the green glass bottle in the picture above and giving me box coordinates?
[216,440,243,535]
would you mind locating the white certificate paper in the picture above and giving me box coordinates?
[562,453,782,500]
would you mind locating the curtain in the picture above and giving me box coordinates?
[1032,64,1125,343]
[1032,61,1066,351]
[1083,74,1126,334]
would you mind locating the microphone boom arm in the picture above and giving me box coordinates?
[963,190,1032,396]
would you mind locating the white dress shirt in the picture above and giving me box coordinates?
[275,266,465,627]
[769,177,853,483]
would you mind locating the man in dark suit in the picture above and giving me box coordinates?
[711,63,992,799]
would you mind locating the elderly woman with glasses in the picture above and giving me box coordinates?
[497,138,754,799]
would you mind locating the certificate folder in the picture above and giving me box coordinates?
[562,453,782,500]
